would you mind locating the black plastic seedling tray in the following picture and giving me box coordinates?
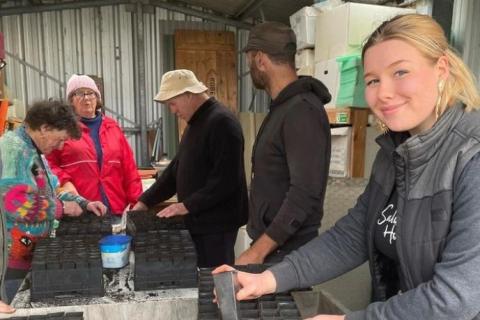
[56,212,113,236]
[127,210,186,235]
[198,265,302,320]
[31,235,104,301]
[134,229,197,291]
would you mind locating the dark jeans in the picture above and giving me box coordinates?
[5,268,28,303]
[191,230,238,268]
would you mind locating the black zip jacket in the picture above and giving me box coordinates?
[247,76,331,251]
[140,97,248,234]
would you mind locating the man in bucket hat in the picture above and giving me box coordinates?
[235,21,332,265]
[133,69,248,268]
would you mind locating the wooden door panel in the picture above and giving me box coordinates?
[175,30,237,138]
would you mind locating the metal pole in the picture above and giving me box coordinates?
[136,2,149,166]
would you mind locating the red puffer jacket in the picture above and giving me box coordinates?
[47,116,142,215]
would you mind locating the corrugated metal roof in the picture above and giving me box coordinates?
[177,0,314,22]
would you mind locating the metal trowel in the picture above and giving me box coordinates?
[213,271,240,320]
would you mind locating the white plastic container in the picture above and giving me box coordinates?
[296,49,315,70]
[314,58,340,108]
[99,235,132,269]
[289,6,321,50]
[314,3,414,61]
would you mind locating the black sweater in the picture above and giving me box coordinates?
[247,76,331,251]
[140,97,248,234]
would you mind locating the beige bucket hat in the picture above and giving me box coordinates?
[154,69,208,103]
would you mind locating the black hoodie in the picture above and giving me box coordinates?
[247,76,332,253]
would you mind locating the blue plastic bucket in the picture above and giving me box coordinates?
[99,235,132,268]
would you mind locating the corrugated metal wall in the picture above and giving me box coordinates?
[0,5,140,156]
[1,6,135,122]
[0,4,269,165]
[451,0,480,85]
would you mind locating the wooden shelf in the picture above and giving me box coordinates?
[326,107,370,178]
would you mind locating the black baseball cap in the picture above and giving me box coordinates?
[243,21,297,56]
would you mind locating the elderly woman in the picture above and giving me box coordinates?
[0,100,106,312]
[214,14,480,320]
[46,75,142,216]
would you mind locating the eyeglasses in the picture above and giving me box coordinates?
[74,91,97,99]
[0,60,6,70]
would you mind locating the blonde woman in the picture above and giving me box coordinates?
[214,14,480,320]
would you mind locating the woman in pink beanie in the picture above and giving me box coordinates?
[46,74,142,216]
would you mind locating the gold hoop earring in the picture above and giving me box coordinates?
[435,80,445,120]
[375,118,389,134]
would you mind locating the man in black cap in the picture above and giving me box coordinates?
[236,21,332,264]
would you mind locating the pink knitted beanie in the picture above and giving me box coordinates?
[66,74,101,100]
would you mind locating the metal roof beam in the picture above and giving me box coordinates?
[0,0,254,29]
[233,0,256,18]
[234,0,268,21]
[149,0,253,29]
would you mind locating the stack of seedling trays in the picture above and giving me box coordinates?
[134,229,197,291]
[56,212,113,236]
[8,311,84,320]
[198,265,302,320]
[30,235,104,301]
[127,210,185,235]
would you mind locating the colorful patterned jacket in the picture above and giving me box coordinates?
[0,126,88,270]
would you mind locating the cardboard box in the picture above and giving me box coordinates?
[239,112,267,186]
[314,3,414,61]
[296,49,315,70]
[329,127,352,178]
[290,6,321,50]
[314,58,339,108]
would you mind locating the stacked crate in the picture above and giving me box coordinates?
[30,235,103,301]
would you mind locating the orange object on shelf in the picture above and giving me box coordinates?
[138,169,156,179]
[0,99,8,136]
